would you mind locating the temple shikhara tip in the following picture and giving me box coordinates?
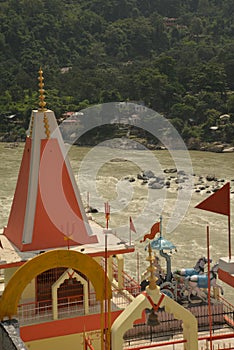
[38,67,47,111]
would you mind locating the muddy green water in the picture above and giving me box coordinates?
[0,142,233,303]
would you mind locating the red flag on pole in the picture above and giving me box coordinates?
[195,182,230,216]
[130,217,136,233]
[140,221,160,242]
[195,182,232,259]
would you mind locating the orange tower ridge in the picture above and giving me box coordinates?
[4,68,98,251]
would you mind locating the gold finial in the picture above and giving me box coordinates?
[43,111,50,139]
[38,67,47,111]
[146,243,157,290]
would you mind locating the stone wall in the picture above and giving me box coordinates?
[0,319,27,350]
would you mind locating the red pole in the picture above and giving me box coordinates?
[104,202,110,349]
[137,252,140,285]
[207,225,213,350]
[227,182,232,260]
[105,202,110,229]
[228,214,231,260]
[104,231,108,350]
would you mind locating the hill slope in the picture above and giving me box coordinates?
[0,0,233,145]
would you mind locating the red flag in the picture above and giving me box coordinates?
[130,217,136,233]
[195,182,230,216]
[140,221,160,242]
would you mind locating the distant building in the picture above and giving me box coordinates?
[164,17,177,27]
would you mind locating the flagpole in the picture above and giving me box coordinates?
[129,217,137,245]
[104,202,110,350]
[129,225,131,246]
[159,215,162,237]
[207,225,213,350]
[227,182,231,260]
[137,252,140,285]
[228,213,231,260]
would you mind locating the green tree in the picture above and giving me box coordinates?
[190,17,203,37]
[170,103,195,122]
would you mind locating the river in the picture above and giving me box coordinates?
[0,142,233,303]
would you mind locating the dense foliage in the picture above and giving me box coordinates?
[0,0,234,145]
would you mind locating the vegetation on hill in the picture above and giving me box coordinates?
[0,0,233,147]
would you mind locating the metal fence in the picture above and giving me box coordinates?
[123,302,234,348]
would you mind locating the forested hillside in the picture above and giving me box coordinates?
[0,0,234,146]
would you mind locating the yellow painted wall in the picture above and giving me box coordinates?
[93,257,101,264]
[5,267,35,303]
[21,278,35,302]
[26,330,102,350]
[4,267,18,286]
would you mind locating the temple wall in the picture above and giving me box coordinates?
[25,331,102,350]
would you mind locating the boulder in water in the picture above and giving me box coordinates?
[143,170,155,178]
[206,174,216,182]
[175,178,185,184]
[164,168,177,174]
[149,182,164,189]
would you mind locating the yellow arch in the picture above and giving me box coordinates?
[0,249,112,320]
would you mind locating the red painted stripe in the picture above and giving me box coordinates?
[142,291,165,311]
[224,315,234,327]
[218,268,234,288]
[21,307,145,343]
[20,311,122,342]
[0,261,25,269]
